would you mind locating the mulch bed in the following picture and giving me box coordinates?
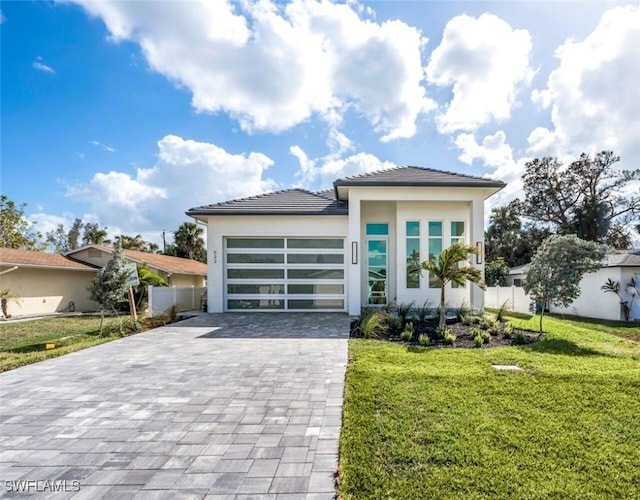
[351,318,542,348]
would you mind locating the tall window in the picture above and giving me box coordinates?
[451,221,465,245]
[451,221,465,288]
[406,221,420,288]
[428,221,442,288]
[366,223,388,304]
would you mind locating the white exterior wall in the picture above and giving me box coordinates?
[499,267,640,321]
[348,186,489,314]
[205,215,348,313]
[204,186,494,315]
[550,267,639,321]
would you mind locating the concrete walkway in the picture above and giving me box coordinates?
[0,313,350,499]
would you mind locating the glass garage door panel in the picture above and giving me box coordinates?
[226,237,345,311]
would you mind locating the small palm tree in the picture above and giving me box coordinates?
[418,243,485,326]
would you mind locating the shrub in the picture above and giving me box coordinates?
[457,300,471,321]
[436,325,448,338]
[488,323,500,336]
[460,314,472,326]
[415,300,433,321]
[503,323,514,339]
[168,304,179,322]
[496,299,511,322]
[515,331,526,345]
[482,330,491,343]
[358,309,389,339]
[471,327,483,338]
[444,332,456,345]
[390,317,403,331]
[469,315,483,325]
[400,322,414,341]
[418,334,430,347]
[480,318,494,330]
[473,335,483,348]
[396,302,414,324]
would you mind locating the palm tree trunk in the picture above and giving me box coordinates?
[439,286,446,327]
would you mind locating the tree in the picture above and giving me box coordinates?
[87,245,133,334]
[67,218,83,250]
[45,218,84,253]
[523,235,607,332]
[82,223,110,245]
[522,151,640,247]
[115,234,146,251]
[485,200,551,267]
[173,222,206,262]
[0,195,41,250]
[417,242,485,326]
[133,264,168,309]
[485,257,510,287]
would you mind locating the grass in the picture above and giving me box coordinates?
[339,312,640,499]
[0,312,179,373]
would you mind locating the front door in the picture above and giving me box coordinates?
[367,238,388,305]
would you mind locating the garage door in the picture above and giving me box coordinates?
[225,238,345,311]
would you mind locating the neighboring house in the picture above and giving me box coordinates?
[67,245,208,287]
[505,250,640,321]
[187,166,505,315]
[0,247,98,317]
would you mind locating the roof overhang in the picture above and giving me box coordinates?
[334,182,505,201]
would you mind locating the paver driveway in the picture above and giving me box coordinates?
[0,313,349,499]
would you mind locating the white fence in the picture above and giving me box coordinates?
[148,286,207,317]
[485,286,530,314]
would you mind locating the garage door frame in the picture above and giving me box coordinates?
[224,237,346,311]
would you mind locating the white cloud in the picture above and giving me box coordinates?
[291,140,396,190]
[530,5,640,166]
[32,56,55,74]
[90,140,116,153]
[62,0,434,141]
[426,13,533,133]
[453,130,526,207]
[67,134,276,232]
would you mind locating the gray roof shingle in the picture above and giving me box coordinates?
[333,166,506,189]
[186,189,348,216]
[187,166,505,216]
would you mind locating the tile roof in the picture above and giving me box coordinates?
[605,250,640,267]
[187,167,505,217]
[509,250,640,275]
[0,248,98,271]
[186,188,349,216]
[70,245,208,275]
[121,248,208,275]
[333,166,506,189]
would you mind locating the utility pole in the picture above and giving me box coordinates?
[162,230,166,253]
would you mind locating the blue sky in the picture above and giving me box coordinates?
[2,0,640,246]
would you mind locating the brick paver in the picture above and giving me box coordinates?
[0,313,349,499]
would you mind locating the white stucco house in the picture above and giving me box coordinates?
[187,166,505,315]
[506,250,640,321]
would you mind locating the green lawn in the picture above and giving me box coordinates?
[339,313,640,500]
[0,313,177,372]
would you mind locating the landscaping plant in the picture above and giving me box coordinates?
[523,234,607,332]
[417,243,485,327]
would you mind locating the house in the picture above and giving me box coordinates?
[0,247,99,317]
[504,250,640,321]
[187,166,505,315]
[66,245,208,287]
